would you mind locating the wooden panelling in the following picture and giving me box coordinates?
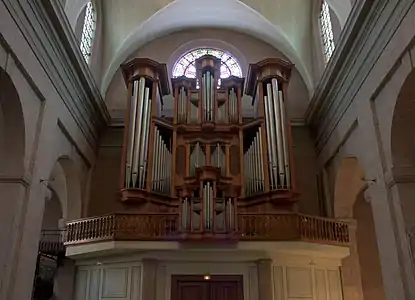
[74,263,142,300]
[272,266,343,300]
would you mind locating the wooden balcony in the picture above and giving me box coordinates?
[39,230,66,256]
[64,212,349,246]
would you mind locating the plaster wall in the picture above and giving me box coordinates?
[312,2,415,299]
[0,1,102,299]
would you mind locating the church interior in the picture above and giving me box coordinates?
[1,0,415,300]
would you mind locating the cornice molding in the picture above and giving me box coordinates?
[306,0,415,153]
[1,0,110,150]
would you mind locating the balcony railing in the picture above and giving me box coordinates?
[64,212,349,246]
[39,230,66,255]
[238,213,349,245]
[65,213,179,244]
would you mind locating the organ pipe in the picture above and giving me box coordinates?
[203,182,213,230]
[203,71,214,121]
[189,142,205,176]
[262,78,291,189]
[125,78,152,189]
[177,86,187,123]
[211,143,225,175]
[279,90,291,188]
[244,129,265,196]
[228,88,238,123]
[151,126,171,195]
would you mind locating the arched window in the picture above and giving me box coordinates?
[79,2,96,63]
[173,48,242,79]
[319,1,335,63]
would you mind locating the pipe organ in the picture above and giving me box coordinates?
[120,56,297,240]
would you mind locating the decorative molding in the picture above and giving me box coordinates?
[0,175,30,187]
[1,0,110,150]
[306,0,415,153]
[384,166,415,188]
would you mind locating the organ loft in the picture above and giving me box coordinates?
[119,55,299,239]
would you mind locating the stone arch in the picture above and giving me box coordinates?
[101,0,313,97]
[48,156,82,222]
[391,69,415,170]
[390,68,415,273]
[0,67,25,176]
[333,156,385,300]
[41,189,63,231]
[334,157,366,218]
[0,66,26,297]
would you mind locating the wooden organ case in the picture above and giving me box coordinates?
[119,56,298,242]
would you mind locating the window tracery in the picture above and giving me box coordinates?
[319,1,335,63]
[172,48,242,79]
[80,2,96,64]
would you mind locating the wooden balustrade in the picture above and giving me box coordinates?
[64,212,349,246]
[65,213,179,245]
[39,230,66,255]
[238,213,349,245]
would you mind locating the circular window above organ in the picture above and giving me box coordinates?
[172,48,243,79]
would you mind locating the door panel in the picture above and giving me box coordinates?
[210,282,241,300]
[171,275,243,300]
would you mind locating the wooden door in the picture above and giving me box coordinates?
[171,275,243,300]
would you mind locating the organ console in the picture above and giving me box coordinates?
[120,56,298,240]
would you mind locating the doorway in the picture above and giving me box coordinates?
[171,275,243,300]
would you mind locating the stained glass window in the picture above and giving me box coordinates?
[172,48,242,79]
[80,2,96,64]
[319,1,335,63]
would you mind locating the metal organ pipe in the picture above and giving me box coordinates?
[125,78,153,189]
[262,79,291,189]
[177,87,187,123]
[263,95,275,189]
[244,130,265,196]
[151,127,172,194]
[189,142,205,176]
[203,71,214,121]
[279,90,291,188]
[211,143,225,175]
[125,80,140,188]
[229,88,237,123]
[265,83,280,189]
[271,78,286,187]
[203,182,213,230]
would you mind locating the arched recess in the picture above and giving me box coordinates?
[41,189,63,231]
[0,66,26,293]
[0,67,25,177]
[390,68,415,266]
[391,69,415,169]
[101,0,314,97]
[48,157,82,222]
[334,157,385,300]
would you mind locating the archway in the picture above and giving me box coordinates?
[48,157,82,222]
[0,67,26,297]
[334,157,385,300]
[390,68,415,271]
[0,67,25,176]
[34,157,81,300]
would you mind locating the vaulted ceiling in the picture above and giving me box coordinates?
[64,0,353,97]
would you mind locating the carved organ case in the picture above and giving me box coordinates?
[119,56,298,239]
[244,58,297,209]
[120,59,172,203]
[172,55,243,238]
